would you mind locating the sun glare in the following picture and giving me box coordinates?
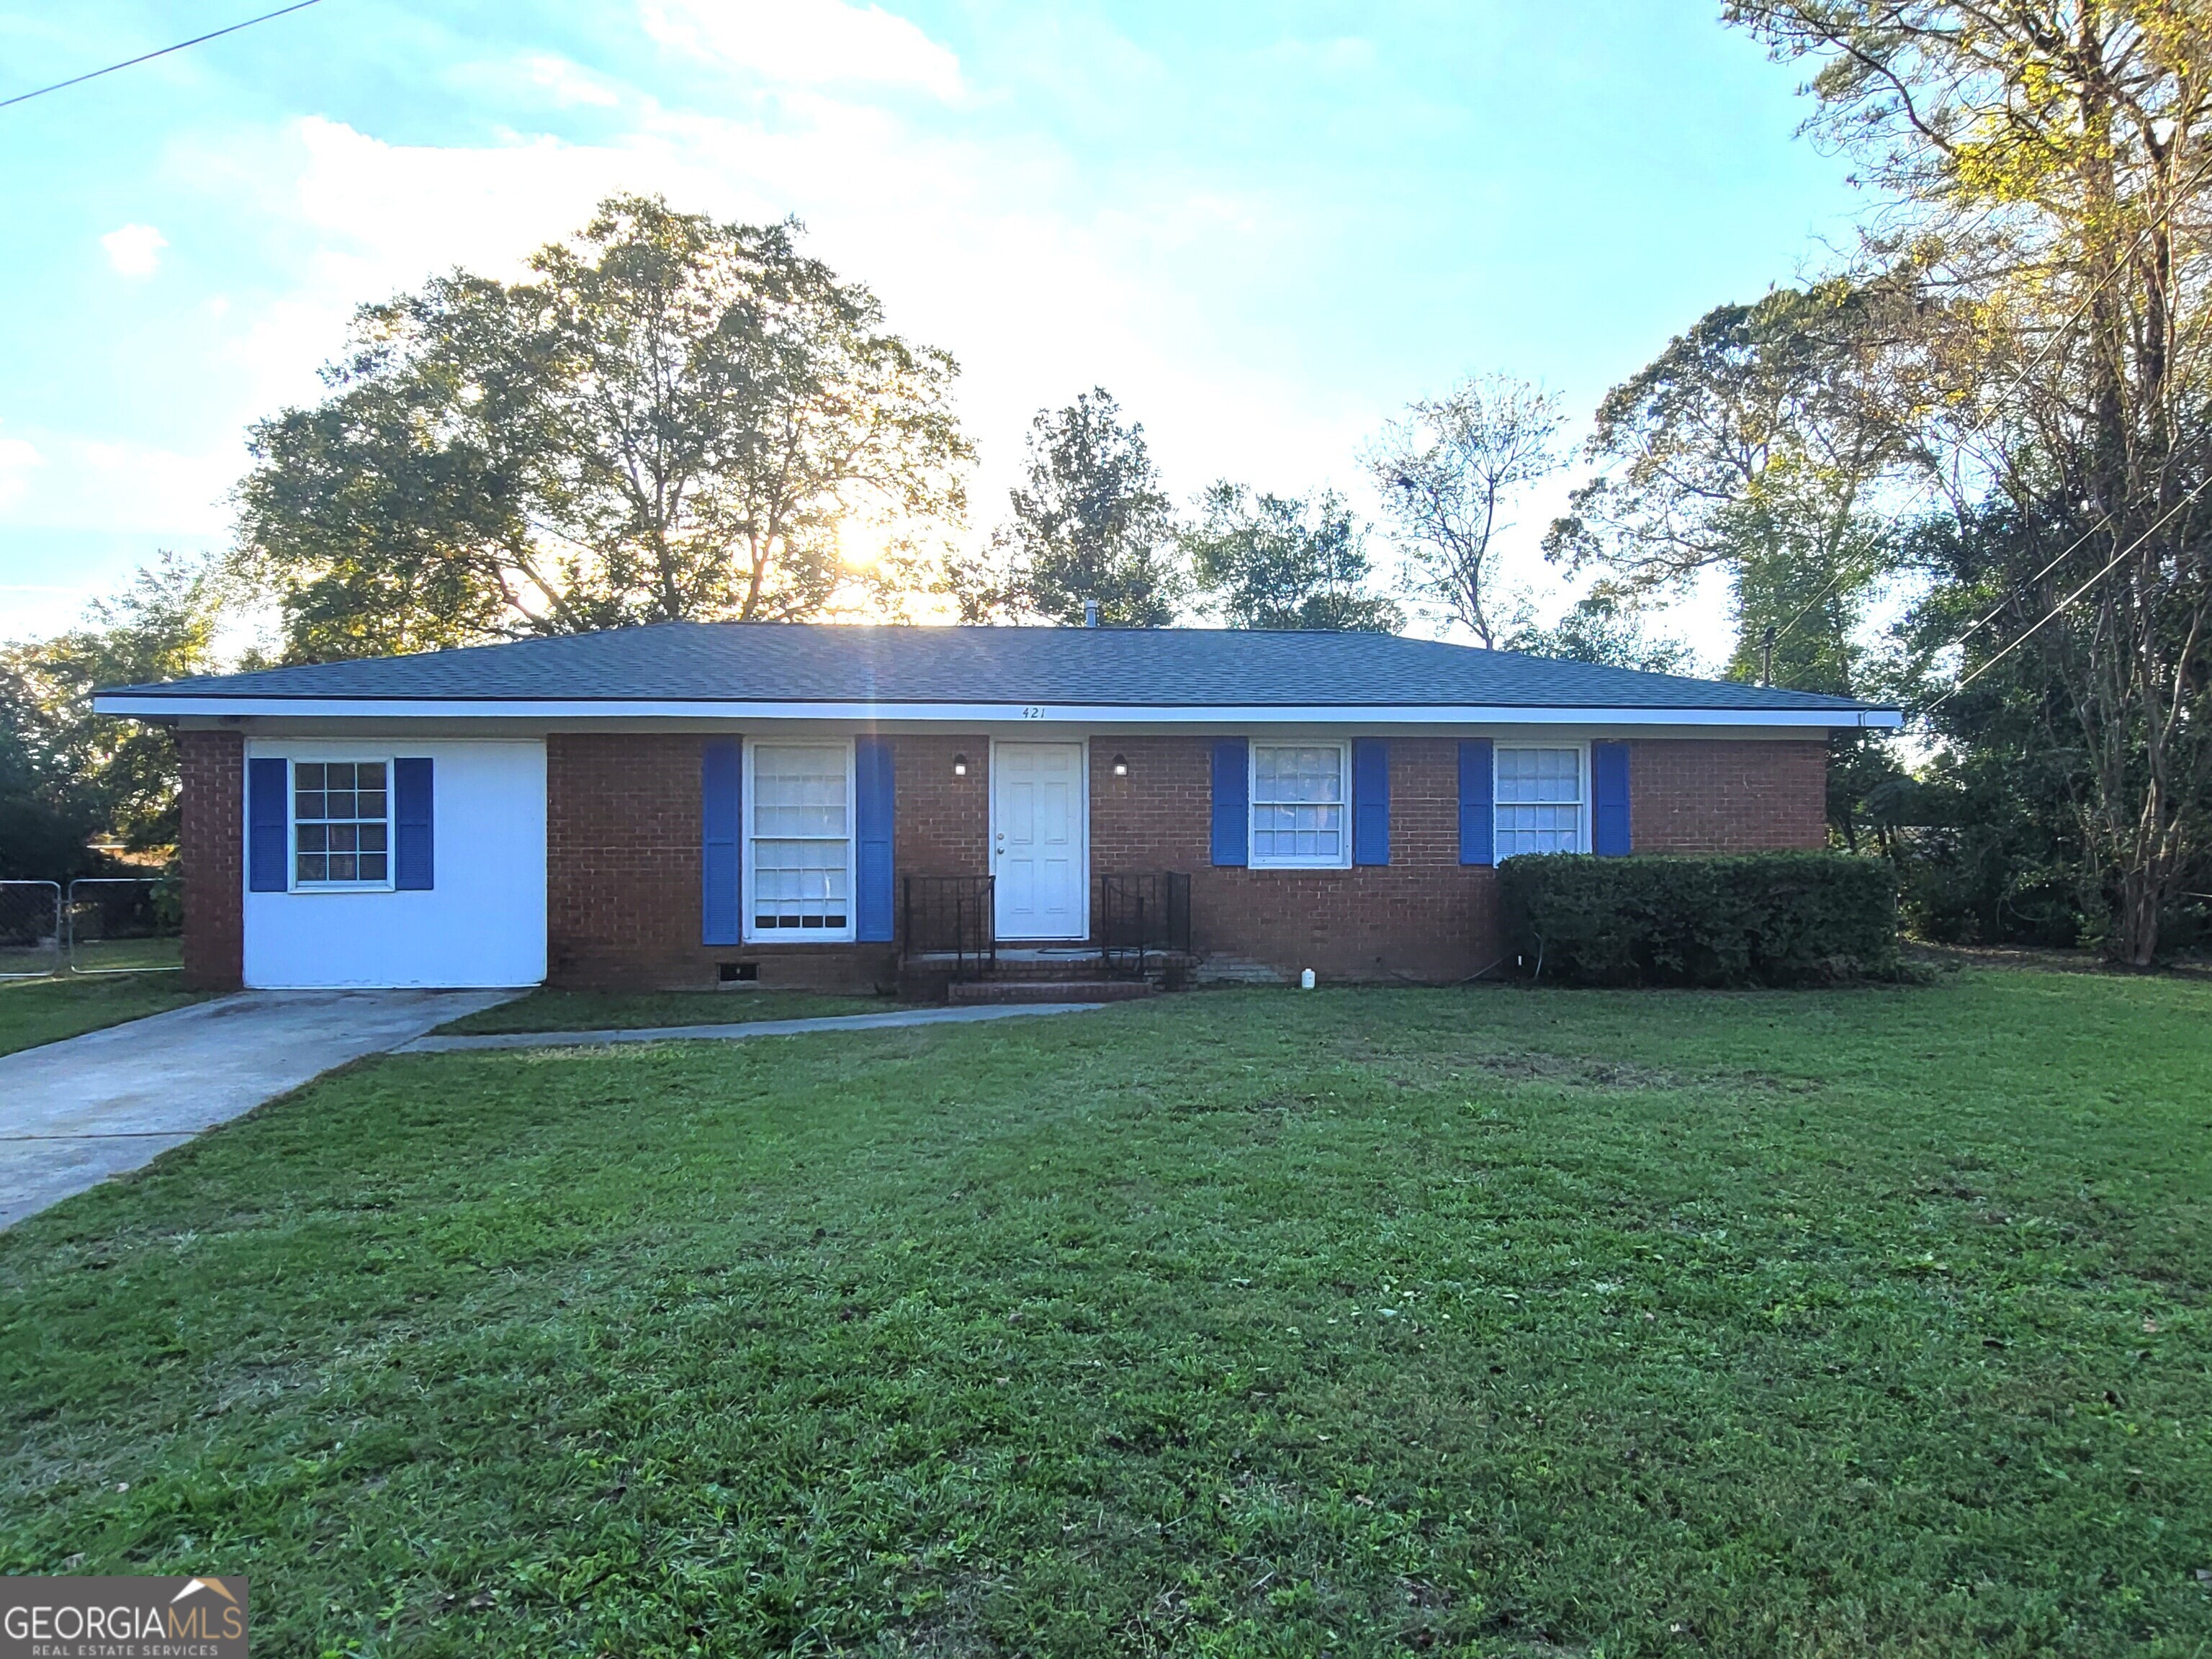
[837,519,884,570]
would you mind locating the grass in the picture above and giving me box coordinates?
[436,987,917,1035]
[3,970,2209,1656]
[0,972,207,1058]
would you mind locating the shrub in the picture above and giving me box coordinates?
[1498,852,1899,988]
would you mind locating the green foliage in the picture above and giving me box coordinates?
[1500,851,1899,986]
[1545,284,1905,693]
[238,195,972,660]
[1879,498,2212,949]
[5,978,2212,1654]
[0,553,227,874]
[1181,483,1401,631]
[954,387,1183,626]
[1503,586,1695,673]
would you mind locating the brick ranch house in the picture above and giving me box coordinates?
[94,624,1899,994]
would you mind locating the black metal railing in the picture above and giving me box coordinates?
[902,874,997,979]
[1096,871,1192,979]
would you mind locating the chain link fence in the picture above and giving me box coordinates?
[0,881,63,979]
[65,877,184,975]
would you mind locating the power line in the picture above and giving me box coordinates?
[0,0,325,112]
[1920,478,2212,718]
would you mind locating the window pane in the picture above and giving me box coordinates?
[290,757,392,884]
[753,746,848,837]
[1249,745,1344,864]
[1252,745,1344,805]
[751,819,852,927]
[1496,748,1581,804]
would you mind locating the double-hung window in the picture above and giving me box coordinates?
[1495,747,1585,858]
[746,742,855,939]
[1249,742,1350,868]
[292,760,390,887]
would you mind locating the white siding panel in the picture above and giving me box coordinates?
[243,739,547,989]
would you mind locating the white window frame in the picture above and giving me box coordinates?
[288,756,396,893]
[1492,742,1590,860]
[742,738,858,943]
[1248,739,1354,871]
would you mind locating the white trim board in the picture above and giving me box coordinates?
[96,694,1900,730]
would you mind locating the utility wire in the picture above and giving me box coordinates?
[0,0,324,112]
[1921,478,2212,717]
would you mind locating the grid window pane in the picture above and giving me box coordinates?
[293,757,394,886]
[750,745,853,932]
[1495,749,1582,857]
[1251,745,1345,865]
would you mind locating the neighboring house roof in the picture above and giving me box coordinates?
[96,622,1899,727]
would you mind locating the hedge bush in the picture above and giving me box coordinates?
[1498,852,1899,987]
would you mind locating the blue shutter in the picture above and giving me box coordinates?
[855,735,894,942]
[1458,739,1494,866]
[248,757,287,892]
[1210,738,1249,867]
[393,757,434,890]
[1352,739,1390,866]
[701,741,742,945]
[1592,740,1632,856]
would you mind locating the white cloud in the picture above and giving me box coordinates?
[101,222,168,279]
[640,0,963,100]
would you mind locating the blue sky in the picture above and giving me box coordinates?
[0,1,1859,648]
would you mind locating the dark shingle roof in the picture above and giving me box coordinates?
[104,622,1884,714]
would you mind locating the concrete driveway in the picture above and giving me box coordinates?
[0,988,516,1230]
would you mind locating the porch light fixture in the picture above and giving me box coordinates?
[1111,753,1128,777]
[953,752,968,776]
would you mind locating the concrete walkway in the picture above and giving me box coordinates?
[399,1001,1106,1053]
[0,988,515,1229]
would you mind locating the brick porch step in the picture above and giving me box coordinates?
[946,979,1156,1004]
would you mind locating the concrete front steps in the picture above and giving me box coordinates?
[946,979,1156,1004]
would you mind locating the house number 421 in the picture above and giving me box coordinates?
[1020,706,1044,719]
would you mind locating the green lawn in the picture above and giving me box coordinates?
[436,987,917,1035]
[0,972,207,1057]
[4,971,2209,1656]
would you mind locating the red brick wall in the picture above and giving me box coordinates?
[178,729,243,990]
[1628,739,1827,853]
[531,729,1828,989]
[1089,737,1501,981]
[544,732,988,991]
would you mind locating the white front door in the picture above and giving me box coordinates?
[993,742,1087,940]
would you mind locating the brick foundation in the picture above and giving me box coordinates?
[178,729,244,990]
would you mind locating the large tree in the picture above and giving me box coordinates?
[238,196,972,660]
[1727,1,2212,963]
[1181,484,1401,631]
[953,389,1183,626]
[0,553,228,875]
[1543,284,1912,697]
[1366,374,1565,648]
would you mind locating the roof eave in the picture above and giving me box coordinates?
[91,692,1902,729]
